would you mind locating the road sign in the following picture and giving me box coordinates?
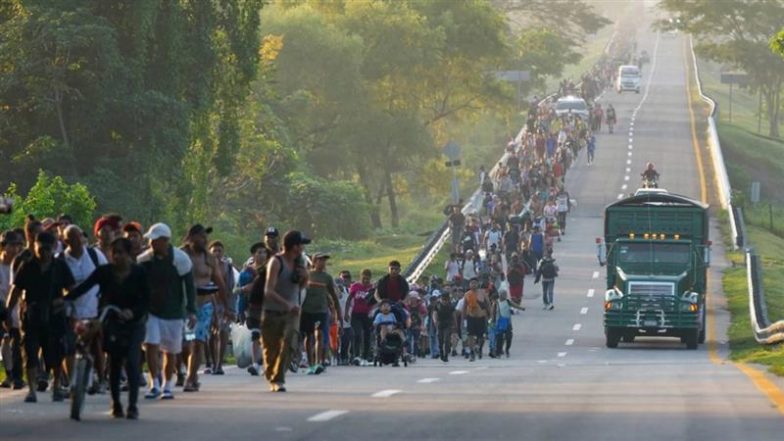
[720,72,748,85]
[443,141,461,161]
[751,181,760,203]
[495,70,531,82]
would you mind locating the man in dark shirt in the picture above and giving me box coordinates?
[432,291,455,362]
[5,232,75,403]
[374,260,409,326]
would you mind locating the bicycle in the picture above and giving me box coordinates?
[70,305,121,421]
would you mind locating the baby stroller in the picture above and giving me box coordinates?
[373,325,408,367]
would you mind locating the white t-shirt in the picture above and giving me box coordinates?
[486,230,502,249]
[337,285,351,329]
[445,260,460,282]
[61,246,108,319]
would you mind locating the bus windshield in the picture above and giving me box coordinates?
[617,242,690,265]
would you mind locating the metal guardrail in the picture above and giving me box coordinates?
[690,36,783,344]
[746,251,784,344]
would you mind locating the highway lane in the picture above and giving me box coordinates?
[2,14,783,441]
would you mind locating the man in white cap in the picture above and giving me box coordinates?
[137,223,196,400]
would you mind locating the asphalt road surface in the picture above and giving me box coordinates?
[2,17,783,441]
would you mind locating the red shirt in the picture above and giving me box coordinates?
[348,282,373,315]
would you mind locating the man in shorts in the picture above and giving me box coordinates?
[138,223,196,400]
[300,253,341,375]
[461,278,489,362]
[181,225,228,391]
[239,242,269,376]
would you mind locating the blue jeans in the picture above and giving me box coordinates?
[542,280,555,305]
[428,319,440,358]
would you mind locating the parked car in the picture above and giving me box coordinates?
[554,95,590,120]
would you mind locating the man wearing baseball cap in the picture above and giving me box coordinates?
[137,223,196,400]
[262,230,310,392]
[264,227,280,254]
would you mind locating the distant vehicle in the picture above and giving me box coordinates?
[599,191,711,350]
[616,65,641,94]
[554,95,589,120]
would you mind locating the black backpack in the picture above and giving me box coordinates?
[540,260,558,279]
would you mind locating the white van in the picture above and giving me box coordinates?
[616,65,641,94]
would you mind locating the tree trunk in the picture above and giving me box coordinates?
[357,166,382,229]
[54,89,70,150]
[384,164,399,228]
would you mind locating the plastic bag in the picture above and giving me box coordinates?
[230,323,253,369]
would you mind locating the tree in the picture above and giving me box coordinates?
[772,27,784,59]
[657,0,784,137]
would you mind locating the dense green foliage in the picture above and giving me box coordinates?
[1,0,609,253]
[0,170,95,231]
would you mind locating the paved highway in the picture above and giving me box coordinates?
[2,16,783,441]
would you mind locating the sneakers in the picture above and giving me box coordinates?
[314,364,325,375]
[24,391,37,403]
[469,352,476,362]
[111,402,124,418]
[36,379,48,392]
[213,367,225,375]
[175,373,185,387]
[183,382,199,392]
[52,388,66,402]
[543,304,549,310]
[247,365,259,376]
[306,366,316,375]
[12,379,25,390]
[548,304,555,310]
[0,379,11,388]
[126,405,139,420]
[144,387,161,400]
[269,382,286,392]
[160,389,175,400]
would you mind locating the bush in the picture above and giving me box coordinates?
[286,172,370,240]
[0,171,97,231]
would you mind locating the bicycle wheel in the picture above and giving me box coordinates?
[70,357,91,421]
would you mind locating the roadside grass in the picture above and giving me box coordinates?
[722,225,784,376]
[697,59,783,137]
[694,57,784,375]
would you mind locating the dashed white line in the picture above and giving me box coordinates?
[417,378,440,384]
[372,389,401,398]
[308,410,349,422]
[592,271,600,279]
[626,167,631,172]
[275,427,294,432]
[565,339,574,346]
[627,159,632,165]
[449,370,469,375]
[624,176,630,181]
[537,360,548,364]
[628,144,633,150]
[557,352,568,358]
[628,137,633,143]
[580,307,589,315]
[587,289,595,298]
[617,193,624,200]
[573,323,583,331]
[628,151,633,156]
[621,184,628,190]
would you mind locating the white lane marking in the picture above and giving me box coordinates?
[557,352,567,358]
[617,193,624,200]
[417,378,440,384]
[308,410,349,422]
[557,363,566,368]
[372,389,401,398]
[537,360,548,364]
[624,176,630,181]
[628,144,633,150]
[580,307,589,315]
[275,427,294,432]
[626,167,631,172]
[628,151,633,157]
[592,271,600,279]
[573,323,583,331]
[449,370,469,375]
[627,159,632,165]
[565,339,574,346]
[628,137,633,143]
[587,289,595,298]
[621,184,628,190]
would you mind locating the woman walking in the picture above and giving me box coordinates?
[67,238,150,419]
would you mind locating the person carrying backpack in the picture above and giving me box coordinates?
[534,251,559,310]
